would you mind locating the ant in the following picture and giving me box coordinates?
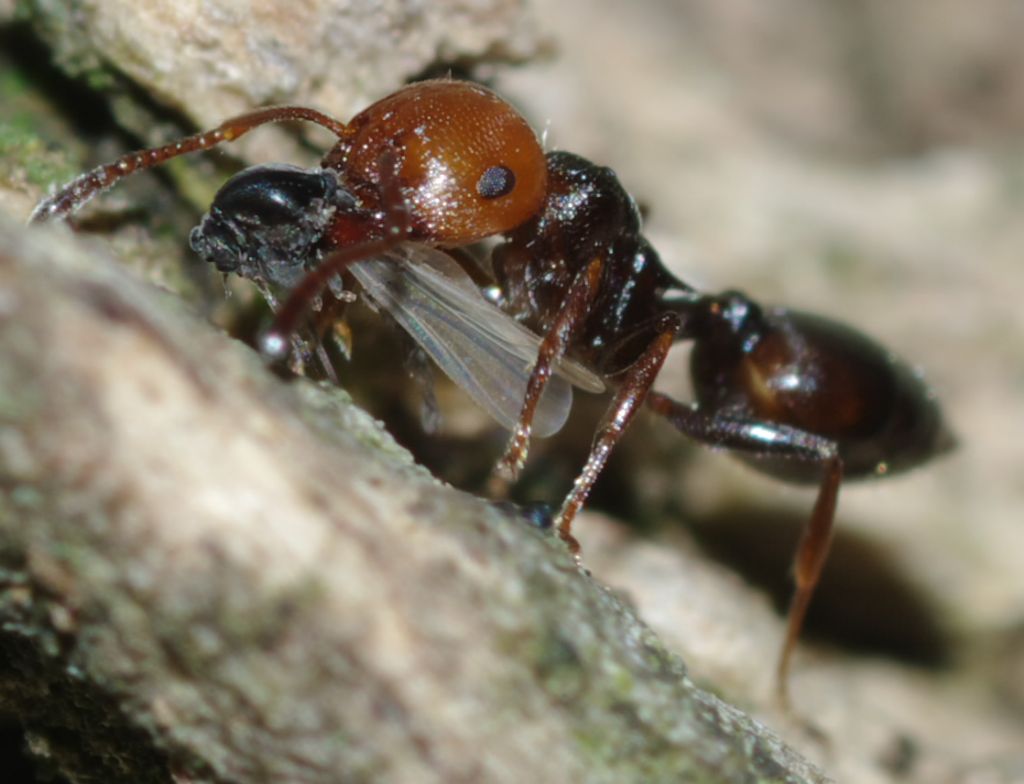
[30,78,951,703]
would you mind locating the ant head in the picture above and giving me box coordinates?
[190,164,354,288]
[336,80,548,246]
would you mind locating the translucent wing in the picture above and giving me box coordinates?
[349,245,604,437]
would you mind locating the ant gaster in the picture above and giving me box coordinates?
[30,79,951,702]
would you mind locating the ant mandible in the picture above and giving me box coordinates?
[30,78,951,702]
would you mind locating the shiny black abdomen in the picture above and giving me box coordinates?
[690,304,950,481]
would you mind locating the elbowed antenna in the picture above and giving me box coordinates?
[30,106,349,224]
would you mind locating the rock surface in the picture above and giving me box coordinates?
[2,0,1023,782]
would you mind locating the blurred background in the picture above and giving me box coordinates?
[1,0,1022,781]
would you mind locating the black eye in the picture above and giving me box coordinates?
[476,165,516,199]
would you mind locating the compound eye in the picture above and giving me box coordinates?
[476,165,516,199]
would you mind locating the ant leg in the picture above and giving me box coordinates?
[255,281,339,384]
[556,312,681,556]
[261,150,411,358]
[261,232,412,359]
[779,456,841,705]
[493,257,604,484]
[645,391,842,706]
[309,335,341,387]
[30,106,349,223]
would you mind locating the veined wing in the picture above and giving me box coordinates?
[349,245,604,438]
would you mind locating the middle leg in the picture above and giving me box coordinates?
[555,312,682,556]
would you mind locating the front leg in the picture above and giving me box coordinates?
[646,391,843,707]
[491,257,604,485]
[255,281,340,384]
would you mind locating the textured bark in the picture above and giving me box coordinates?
[20,0,542,138]
[0,219,827,783]
[5,1,1024,781]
